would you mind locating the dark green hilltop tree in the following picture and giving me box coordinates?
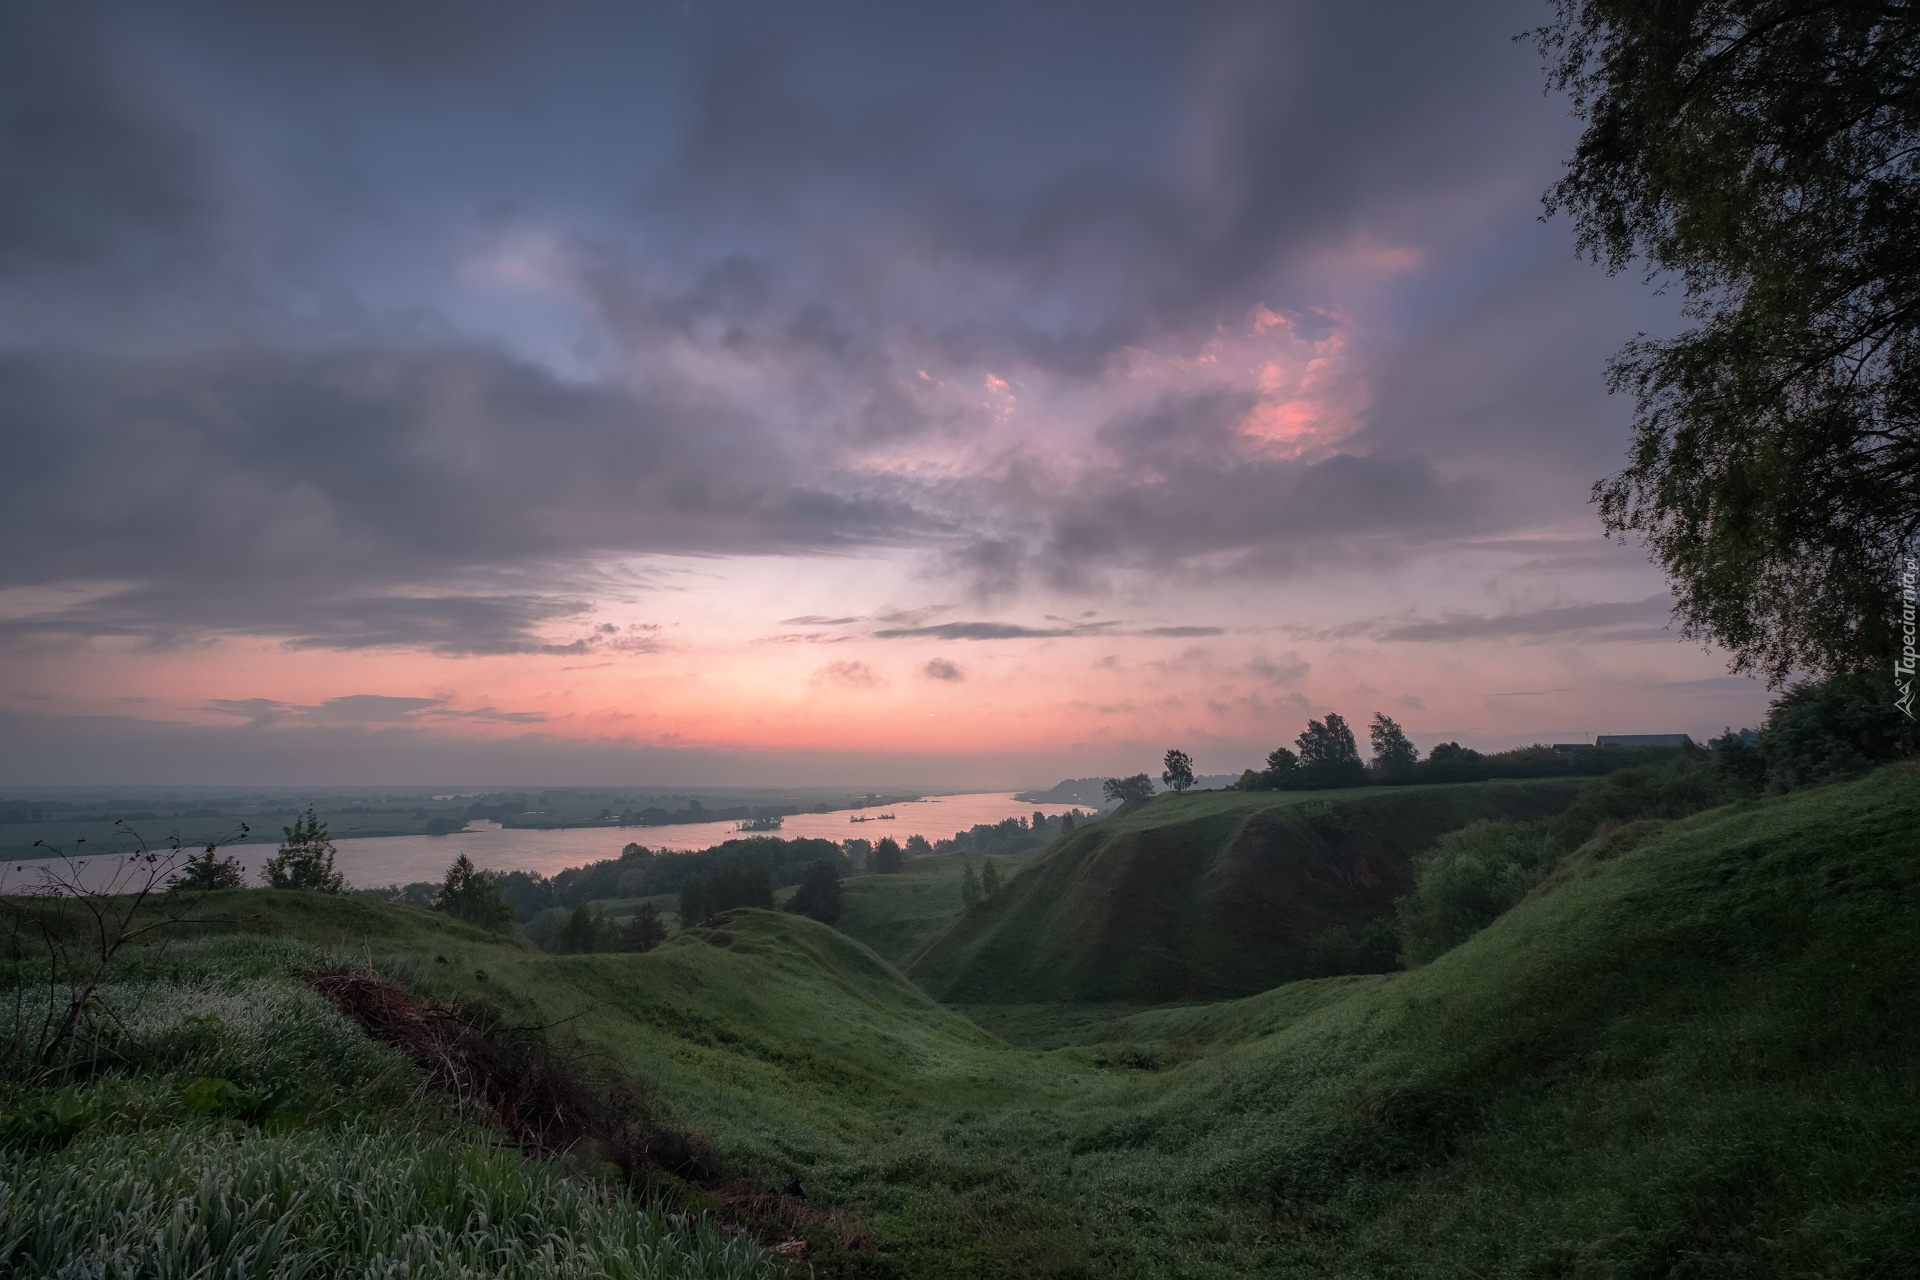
[960,861,983,911]
[618,902,669,952]
[979,859,1002,899]
[786,859,843,924]
[1161,748,1196,793]
[869,836,905,874]
[1238,745,1302,790]
[1101,773,1156,808]
[261,808,345,893]
[1536,1,1920,684]
[1368,713,1420,783]
[679,864,775,925]
[432,854,514,933]
[1296,714,1367,788]
[167,844,246,892]
[557,901,616,954]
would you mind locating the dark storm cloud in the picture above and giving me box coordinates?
[0,345,928,649]
[1377,596,1672,643]
[0,6,213,284]
[636,2,1562,375]
[1280,596,1676,646]
[0,0,1629,656]
[924,658,963,681]
[937,450,1502,599]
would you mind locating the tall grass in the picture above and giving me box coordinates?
[0,933,786,1280]
[0,1122,775,1279]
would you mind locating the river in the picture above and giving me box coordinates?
[0,791,1094,892]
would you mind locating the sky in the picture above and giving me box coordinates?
[0,0,1774,788]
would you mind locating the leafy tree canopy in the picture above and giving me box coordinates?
[1538,0,1920,682]
[1369,713,1420,781]
[787,859,843,924]
[261,808,345,893]
[869,837,904,874]
[619,902,669,952]
[432,854,513,933]
[980,859,1002,898]
[167,845,246,893]
[1161,748,1196,793]
[1296,714,1367,787]
[1102,774,1156,806]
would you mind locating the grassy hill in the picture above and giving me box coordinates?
[909,779,1583,1003]
[832,851,1038,967]
[9,764,1919,1276]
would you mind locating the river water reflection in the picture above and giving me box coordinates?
[0,791,1092,892]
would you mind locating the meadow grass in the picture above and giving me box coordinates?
[7,767,1917,1276]
[0,932,785,1280]
[3,1123,776,1279]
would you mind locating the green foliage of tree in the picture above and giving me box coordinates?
[557,902,615,954]
[1101,774,1156,807]
[679,864,775,925]
[432,854,513,933]
[979,859,1002,899]
[869,837,905,874]
[1398,820,1563,967]
[1752,674,1920,788]
[1538,0,1920,683]
[618,902,668,952]
[1368,713,1420,782]
[260,808,345,893]
[167,845,246,892]
[960,861,983,911]
[903,834,932,857]
[786,859,843,924]
[1295,714,1367,788]
[1419,741,1491,783]
[489,835,840,922]
[1161,748,1196,793]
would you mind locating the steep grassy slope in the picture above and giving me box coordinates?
[911,779,1582,1003]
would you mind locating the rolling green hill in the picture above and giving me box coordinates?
[908,779,1583,1003]
[10,764,1919,1276]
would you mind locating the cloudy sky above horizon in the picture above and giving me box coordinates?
[0,0,1772,788]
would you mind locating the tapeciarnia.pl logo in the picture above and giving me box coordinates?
[1898,555,1917,720]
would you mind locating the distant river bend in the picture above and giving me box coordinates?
[0,791,1090,892]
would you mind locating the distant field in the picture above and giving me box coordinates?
[0,814,448,862]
